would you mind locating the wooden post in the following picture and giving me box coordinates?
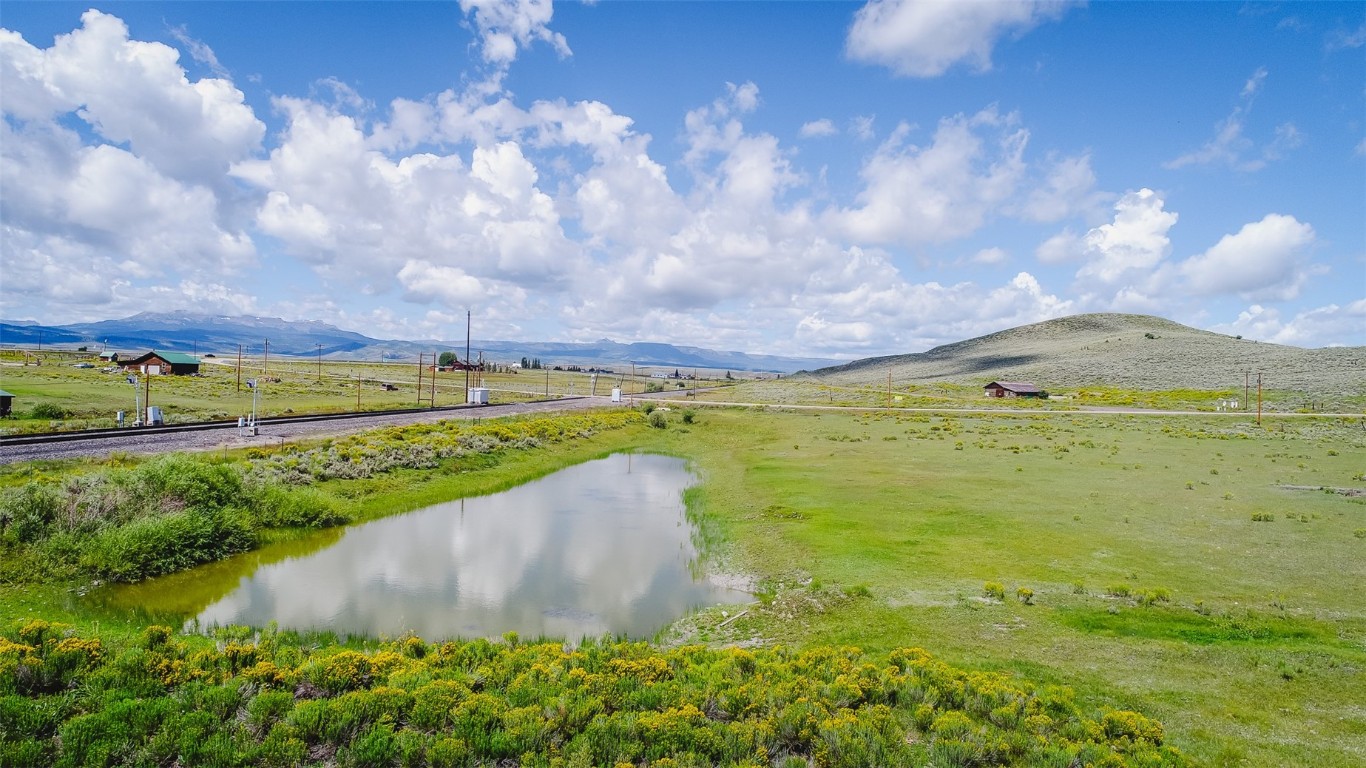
[236,344,242,393]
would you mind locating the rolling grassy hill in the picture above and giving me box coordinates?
[806,313,1364,396]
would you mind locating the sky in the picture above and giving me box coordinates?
[1,1,1363,356]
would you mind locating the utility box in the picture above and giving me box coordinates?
[467,387,489,405]
[146,406,164,426]
[611,387,622,403]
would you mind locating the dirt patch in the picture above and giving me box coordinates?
[1278,485,1365,497]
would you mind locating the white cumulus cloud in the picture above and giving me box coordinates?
[1074,188,1177,287]
[846,0,1074,77]
[800,119,837,138]
[1175,214,1316,300]
[832,107,1028,245]
[459,0,571,66]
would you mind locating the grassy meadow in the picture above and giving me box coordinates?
[2,399,1364,765]
[0,348,728,434]
[650,406,1365,766]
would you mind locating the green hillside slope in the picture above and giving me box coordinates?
[809,314,1364,394]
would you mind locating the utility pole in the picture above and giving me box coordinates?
[128,373,140,427]
[263,339,269,376]
[630,362,635,405]
[144,370,151,425]
[887,371,892,408]
[465,309,472,402]
[430,351,437,407]
[545,367,550,397]
[1257,372,1263,426]
[1244,370,1250,411]
[356,370,361,412]
[236,344,243,392]
[316,344,322,383]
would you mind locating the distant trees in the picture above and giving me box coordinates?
[520,357,544,369]
[438,351,457,367]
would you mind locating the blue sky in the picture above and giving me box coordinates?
[1,1,1362,355]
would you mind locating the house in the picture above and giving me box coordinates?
[984,381,1044,398]
[123,350,201,376]
[99,351,119,363]
[0,389,13,417]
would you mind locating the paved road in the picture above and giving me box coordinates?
[0,396,611,465]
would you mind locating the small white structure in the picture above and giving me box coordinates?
[467,387,489,405]
[146,406,164,426]
[611,387,622,403]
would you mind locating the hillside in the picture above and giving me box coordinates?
[807,314,1364,394]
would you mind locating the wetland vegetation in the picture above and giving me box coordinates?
[2,401,1363,766]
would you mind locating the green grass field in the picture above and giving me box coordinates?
[650,408,1366,766]
[2,403,1363,765]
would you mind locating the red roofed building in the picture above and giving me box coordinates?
[984,381,1044,398]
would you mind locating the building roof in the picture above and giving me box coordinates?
[126,350,201,365]
[984,381,1042,393]
[0,390,14,397]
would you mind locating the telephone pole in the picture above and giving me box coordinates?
[1257,372,1263,426]
[465,309,472,401]
[316,344,323,383]
[236,344,243,392]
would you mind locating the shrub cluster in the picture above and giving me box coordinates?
[0,411,642,585]
[249,411,642,485]
[0,621,1185,767]
[0,455,345,583]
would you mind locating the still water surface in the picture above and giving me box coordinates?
[94,453,748,639]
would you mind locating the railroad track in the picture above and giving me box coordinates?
[0,397,606,464]
[0,403,488,446]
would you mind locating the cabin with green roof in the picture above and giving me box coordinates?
[123,350,201,376]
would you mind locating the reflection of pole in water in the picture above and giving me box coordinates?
[627,453,632,474]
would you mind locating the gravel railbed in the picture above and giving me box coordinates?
[1,397,610,465]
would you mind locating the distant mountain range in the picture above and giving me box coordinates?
[808,313,1364,394]
[0,312,837,373]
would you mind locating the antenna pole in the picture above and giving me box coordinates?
[465,309,472,401]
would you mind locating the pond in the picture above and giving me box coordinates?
[88,453,749,640]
